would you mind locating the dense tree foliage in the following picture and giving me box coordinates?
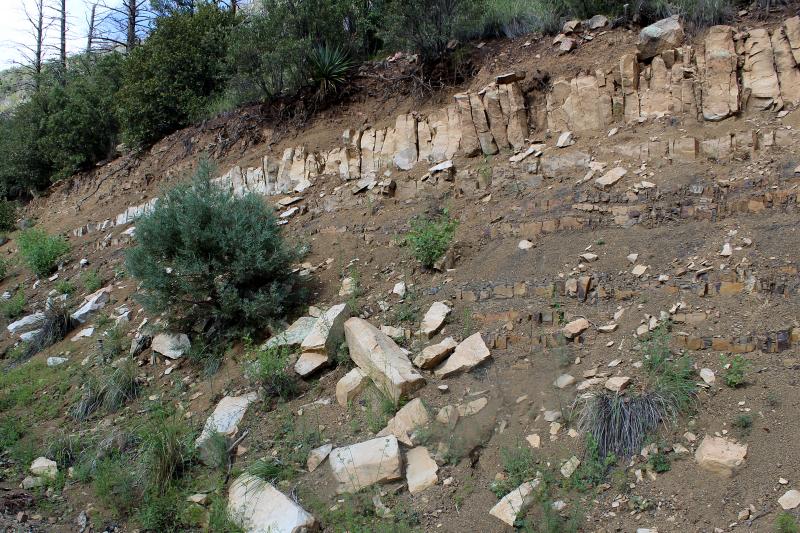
[0,0,740,197]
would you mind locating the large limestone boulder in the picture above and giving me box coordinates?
[702,25,739,121]
[420,302,450,338]
[7,312,46,335]
[489,479,540,526]
[336,367,368,406]
[637,16,684,60]
[152,332,191,360]
[393,114,418,170]
[228,473,316,533]
[71,287,111,324]
[406,447,438,494]
[344,318,425,402]
[695,436,747,477]
[434,333,491,378]
[413,337,457,369]
[300,303,349,356]
[329,436,402,493]
[263,317,317,350]
[30,457,58,478]
[377,398,429,445]
[196,393,258,459]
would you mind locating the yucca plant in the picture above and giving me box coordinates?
[307,45,353,98]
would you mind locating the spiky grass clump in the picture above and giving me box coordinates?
[581,327,697,459]
[71,361,140,421]
[137,413,194,493]
[307,45,353,98]
[47,433,89,468]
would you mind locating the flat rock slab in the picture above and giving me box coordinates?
[344,318,425,402]
[71,287,112,324]
[406,447,438,494]
[594,167,627,189]
[562,318,589,339]
[695,436,747,477]
[294,352,328,377]
[329,435,402,493]
[489,480,540,526]
[307,444,333,473]
[434,333,491,378]
[377,398,429,445]
[301,303,349,355]
[413,337,457,369]
[196,393,258,449]
[420,302,451,338]
[30,457,57,478]
[263,317,317,350]
[7,312,45,335]
[228,473,316,533]
[152,333,191,359]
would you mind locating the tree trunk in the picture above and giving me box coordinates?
[59,0,67,71]
[127,0,137,52]
[86,3,97,53]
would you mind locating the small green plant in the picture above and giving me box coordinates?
[16,228,69,277]
[491,443,537,497]
[0,257,8,280]
[404,211,458,269]
[248,457,296,483]
[47,433,89,469]
[54,278,75,295]
[461,307,474,339]
[98,325,127,362]
[93,457,138,516]
[733,414,753,436]
[722,355,749,388]
[207,494,245,533]
[648,450,671,473]
[766,392,780,408]
[393,289,421,324]
[775,512,800,533]
[344,266,362,314]
[307,45,353,98]
[71,361,140,420]
[138,412,194,493]
[82,269,102,292]
[245,345,298,401]
[0,200,17,232]
[0,288,25,319]
[568,435,617,491]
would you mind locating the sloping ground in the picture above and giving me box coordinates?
[2,9,800,533]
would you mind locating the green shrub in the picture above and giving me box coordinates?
[82,269,102,293]
[55,279,75,295]
[479,0,562,37]
[722,355,748,388]
[405,211,458,269]
[0,200,17,232]
[117,5,235,147]
[125,160,305,340]
[648,450,671,473]
[138,413,194,493]
[208,494,245,533]
[490,443,537,497]
[0,257,8,281]
[245,345,298,400]
[0,288,25,319]
[17,228,69,277]
[18,299,76,361]
[733,413,753,436]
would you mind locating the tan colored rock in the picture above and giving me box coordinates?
[406,447,438,494]
[501,83,528,150]
[196,393,258,462]
[779,489,800,510]
[393,114,418,170]
[457,397,488,417]
[694,436,747,477]
[489,480,540,526]
[605,376,631,392]
[785,16,800,64]
[469,92,499,155]
[482,84,510,150]
[378,398,430,445]
[420,302,451,338]
[30,458,57,478]
[561,456,580,478]
[228,473,316,533]
[413,337,457,369]
[344,318,425,402]
[554,374,576,389]
[336,367,368,406]
[562,318,589,340]
[594,167,627,189]
[300,303,349,356]
[561,74,613,132]
[436,405,459,427]
[526,434,541,448]
[329,436,402,493]
[307,444,333,472]
[771,26,800,104]
[455,93,481,157]
[294,352,328,377]
[434,333,491,378]
[742,28,783,110]
[638,16,684,60]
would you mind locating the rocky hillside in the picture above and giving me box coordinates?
[2,9,800,533]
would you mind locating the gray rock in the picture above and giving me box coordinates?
[7,313,46,335]
[638,15,684,59]
[151,332,190,359]
[227,473,316,533]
